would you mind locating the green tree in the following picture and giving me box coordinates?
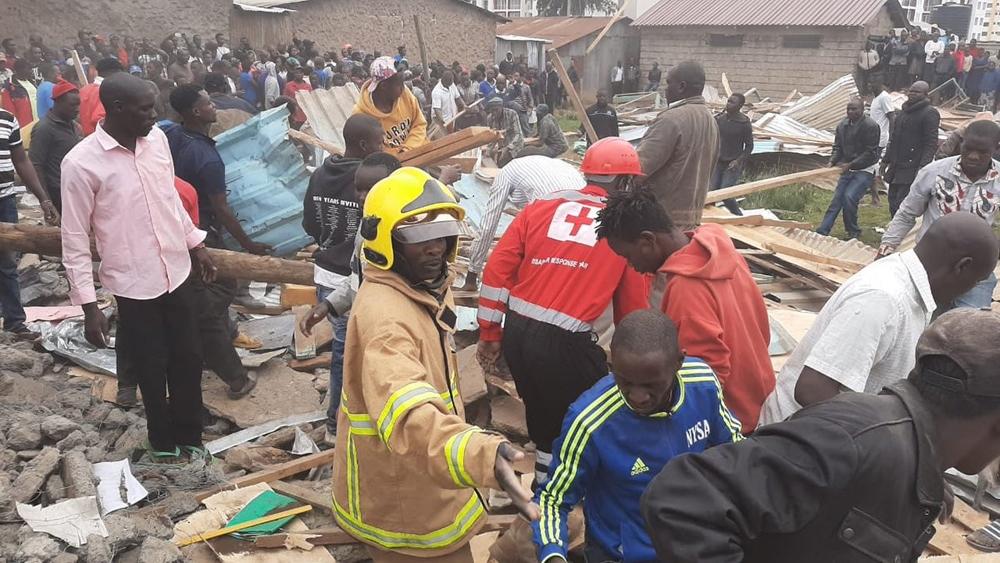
[535,0,617,16]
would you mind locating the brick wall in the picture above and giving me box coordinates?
[0,0,230,52]
[639,25,867,100]
[287,0,499,69]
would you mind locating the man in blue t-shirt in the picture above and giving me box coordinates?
[534,309,742,563]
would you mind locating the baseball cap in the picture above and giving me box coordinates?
[915,309,1000,397]
[368,56,397,93]
[51,79,78,100]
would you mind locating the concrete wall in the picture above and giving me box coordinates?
[558,20,639,101]
[639,25,870,99]
[278,0,498,68]
[0,0,230,51]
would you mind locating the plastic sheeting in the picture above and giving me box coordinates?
[33,317,117,376]
[215,106,312,257]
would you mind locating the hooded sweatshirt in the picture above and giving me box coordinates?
[354,80,427,154]
[302,155,362,283]
[659,223,773,432]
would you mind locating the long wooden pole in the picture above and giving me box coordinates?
[71,50,88,87]
[704,167,840,204]
[547,48,598,144]
[585,0,631,54]
[414,15,430,83]
[0,223,315,286]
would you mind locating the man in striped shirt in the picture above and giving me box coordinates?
[461,154,586,292]
[0,108,60,339]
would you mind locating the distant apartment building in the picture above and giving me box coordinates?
[970,0,1000,40]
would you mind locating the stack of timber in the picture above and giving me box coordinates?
[398,127,501,168]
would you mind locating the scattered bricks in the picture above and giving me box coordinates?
[44,473,66,502]
[136,536,184,563]
[62,450,97,498]
[81,534,111,563]
[56,430,88,452]
[7,422,43,450]
[17,533,62,562]
[12,446,60,504]
[41,414,81,442]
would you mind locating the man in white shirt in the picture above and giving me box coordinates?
[924,36,944,82]
[430,70,463,138]
[758,211,998,426]
[611,61,624,96]
[460,154,586,291]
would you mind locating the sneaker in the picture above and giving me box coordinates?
[227,372,257,400]
[232,332,262,350]
[323,428,337,447]
[116,386,139,408]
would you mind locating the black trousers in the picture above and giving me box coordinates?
[888,181,913,218]
[117,277,246,392]
[502,311,608,453]
[192,277,247,391]
[116,279,204,451]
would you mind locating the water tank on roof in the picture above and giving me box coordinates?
[931,2,973,39]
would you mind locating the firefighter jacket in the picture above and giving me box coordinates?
[332,265,505,557]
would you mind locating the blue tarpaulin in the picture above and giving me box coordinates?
[214,106,312,257]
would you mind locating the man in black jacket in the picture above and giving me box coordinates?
[711,93,754,216]
[302,112,384,444]
[641,308,1000,563]
[882,81,940,217]
[817,98,881,238]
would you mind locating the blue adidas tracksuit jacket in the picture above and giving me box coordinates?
[533,358,743,563]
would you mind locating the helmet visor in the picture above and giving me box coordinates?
[392,211,462,244]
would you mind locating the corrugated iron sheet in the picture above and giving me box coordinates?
[215,106,313,257]
[497,17,622,49]
[633,0,887,27]
[295,83,360,153]
[779,75,859,131]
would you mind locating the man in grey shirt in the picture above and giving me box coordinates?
[880,120,1000,309]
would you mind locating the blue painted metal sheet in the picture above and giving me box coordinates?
[214,106,312,257]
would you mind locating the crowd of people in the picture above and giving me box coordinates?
[6,21,1000,563]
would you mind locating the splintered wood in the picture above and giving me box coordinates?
[399,127,500,168]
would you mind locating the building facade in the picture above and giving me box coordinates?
[634,0,908,100]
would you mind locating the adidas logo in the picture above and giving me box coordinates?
[630,458,650,477]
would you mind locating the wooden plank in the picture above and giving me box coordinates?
[255,527,357,549]
[176,505,312,547]
[280,284,317,309]
[400,129,500,168]
[270,481,333,514]
[585,0,630,54]
[704,167,840,204]
[547,49,598,144]
[414,15,430,83]
[71,50,88,86]
[288,128,343,156]
[951,497,991,532]
[702,215,813,229]
[721,73,733,98]
[766,242,867,272]
[927,521,981,556]
[741,253,838,295]
[194,449,337,501]
[398,127,481,162]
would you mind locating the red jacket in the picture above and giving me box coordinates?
[478,185,648,342]
[79,83,105,136]
[659,224,773,432]
[173,177,200,226]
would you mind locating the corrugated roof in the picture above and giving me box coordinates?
[633,0,900,27]
[497,17,624,49]
[234,0,509,21]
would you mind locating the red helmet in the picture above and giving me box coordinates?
[579,137,643,177]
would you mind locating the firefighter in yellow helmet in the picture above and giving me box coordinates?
[332,167,539,563]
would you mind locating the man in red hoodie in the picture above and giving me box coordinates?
[597,188,772,432]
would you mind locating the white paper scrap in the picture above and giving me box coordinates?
[92,459,149,515]
[291,426,321,456]
[16,496,109,548]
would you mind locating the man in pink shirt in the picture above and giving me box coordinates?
[60,73,217,463]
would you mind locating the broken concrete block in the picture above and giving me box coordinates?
[102,408,129,429]
[255,426,298,449]
[457,346,488,405]
[105,511,174,552]
[16,449,42,460]
[84,446,106,464]
[12,446,60,504]
[51,553,78,563]
[329,543,370,563]
[44,473,65,502]
[0,473,13,516]
[18,533,62,562]
[224,444,294,471]
[490,395,529,441]
[136,536,184,563]
[0,348,35,372]
[0,448,14,471]
[81,534,111,563]
[7,422,43,450]
[110,422,147,460]
[134,491,199,521]
[61,450,97,498]
[59,389,93,411]
[84,403,112,425]
[56,429,88,452]
[41,414,81,442]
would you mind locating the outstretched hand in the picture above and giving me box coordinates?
[494,443,539,521]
